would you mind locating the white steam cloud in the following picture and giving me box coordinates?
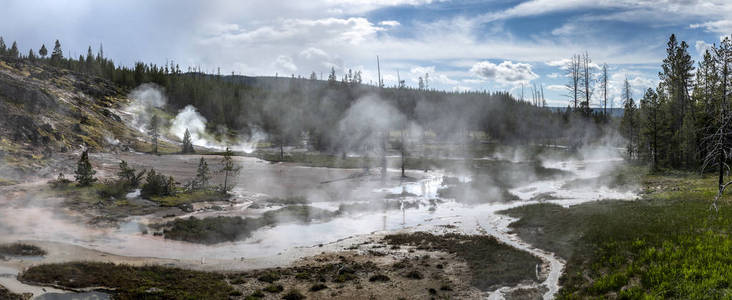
[169,105,265,153]
[125,83,167,133]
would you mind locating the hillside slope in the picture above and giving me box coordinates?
[0,58,155,180]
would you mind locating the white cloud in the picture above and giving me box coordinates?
[695,40,713,56]
[546,58,570,68]
[379,20,400,27]
[274,55,297,73]
[546,84,565,91]
[452,85,471,92]
[690,19,732,35]
[470,61,539,85]
[481,0,732,27]
[409,66,457,86]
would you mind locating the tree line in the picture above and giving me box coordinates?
[1,36,613,154]
[621,34,732,174]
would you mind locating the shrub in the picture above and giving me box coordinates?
[282,289,306,300]
[141,169,176,198]
[98,179,128,199]
[309,283,328,291]
[369,274,390,282]
[264,284,284,293]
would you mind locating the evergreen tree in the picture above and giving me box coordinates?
[640,88,662,169]
[38,44,47,58]
[181,128,194,153]
[141,169,175,197]
[85,45,95,73]
[195,157,211,190]
[51,40,63,64]
[8,41,19,59]
[620,78,638,160]
[167,176,177,196]
[0,37,5,55]
[678,111,697,169]
[219,147,241,193]
[27,49,36,61]
[659,34,695,153]
[117,160,145,187]
[75,150,97,186]
[327,67,336,85]
[149,115,160,154]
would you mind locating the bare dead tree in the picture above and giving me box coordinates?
[565,54,581,110]
[704,36,732,212]
[540,83,546,107]
[600,63,609,116]
[581,51,594,111]
[703,111,732,212]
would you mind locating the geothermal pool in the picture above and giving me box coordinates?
[0,150,637,299]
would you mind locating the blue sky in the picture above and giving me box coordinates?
[1,0,730,107]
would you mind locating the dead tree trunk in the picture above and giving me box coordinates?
[703,111,732,212]
[400,129,406,178]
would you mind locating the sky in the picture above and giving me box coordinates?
[1,0,730,107]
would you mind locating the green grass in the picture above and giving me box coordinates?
[19,262,235,300]
[502,169,732,299]
[150,190,229,206]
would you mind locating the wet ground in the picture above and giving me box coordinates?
[0,149,637,299]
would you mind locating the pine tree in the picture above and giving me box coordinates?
[117,160,145,187]
[660,34,695,142]
[149,115,160,154]
[51,40,63,64]
[27,49,36,61]
[219,147,241,193]
[141,169,175,197]
[8,41,19,59]
[0,37,6,55]
[39,44,47,59]
[75,150,97,186]
[640,88,662,169]
[327,67,336,85]
[167,176,177,196]
[181,128,194,153]
[195,157,211,190]
[620,78,638,160]
[678,111,697,169]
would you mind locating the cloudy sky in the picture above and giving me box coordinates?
[1,0,730,107]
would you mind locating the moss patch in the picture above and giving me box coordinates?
[150,190,228,207]
[0,243,46,256]
[19,262,234,300]
[383,232,541,290]
[158,206,338,244]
